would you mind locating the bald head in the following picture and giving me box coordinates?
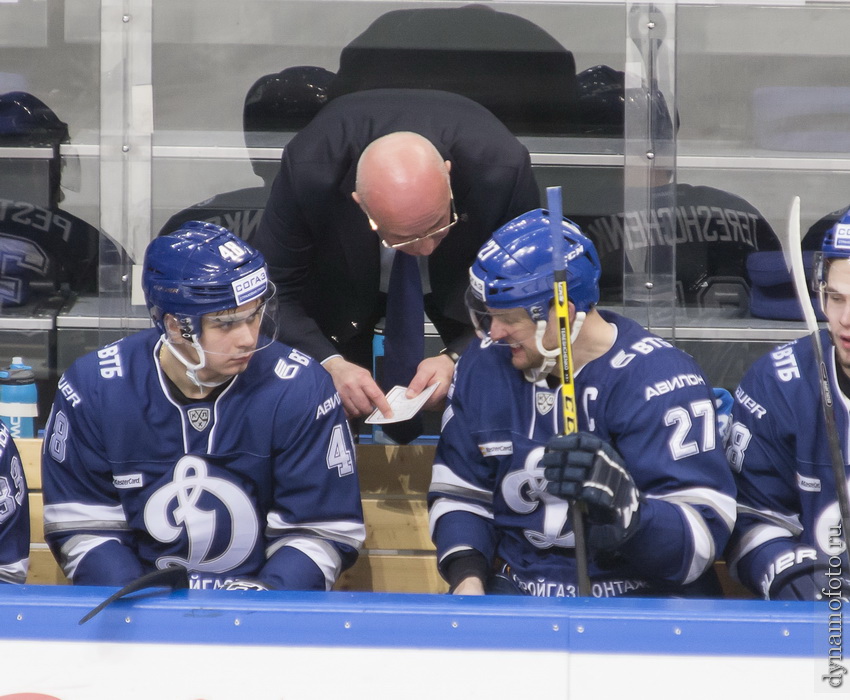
[352,132,453,252]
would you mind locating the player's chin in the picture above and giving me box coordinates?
[509,348,531,370]
[223,354,253,373]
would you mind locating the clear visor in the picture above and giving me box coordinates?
[170,284,279,358]
[464,286,538,346]
[813,251,827,293]
[815,254,850,312]
[812,253,850,291]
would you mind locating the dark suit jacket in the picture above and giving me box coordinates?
[253,88,540,365]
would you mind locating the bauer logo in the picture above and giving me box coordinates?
[834,223,850,250]
[232,268,267,305]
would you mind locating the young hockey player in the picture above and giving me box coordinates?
[42,221,364,590]
[727,212,850,600]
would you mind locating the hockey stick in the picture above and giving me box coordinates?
[547,186,592,597]
[784,195,850,546]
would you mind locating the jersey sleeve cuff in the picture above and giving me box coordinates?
[442,549,489,590]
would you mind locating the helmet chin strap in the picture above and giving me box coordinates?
[521,311,586,384]
[162,335,230,389]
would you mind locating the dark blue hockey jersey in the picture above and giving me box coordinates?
[42,328,365,590]
[727,331,849,597]
[0,420,29,583]
[429,310,736,597]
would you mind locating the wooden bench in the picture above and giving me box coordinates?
[18,437,749,598]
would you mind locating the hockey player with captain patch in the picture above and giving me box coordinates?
[428,210,736,597]
[727,212,850,600]
[41,222,365,590]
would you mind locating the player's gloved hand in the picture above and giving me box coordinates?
[764,546,849,601]
[223,578,271,591]
[541,432,643,553]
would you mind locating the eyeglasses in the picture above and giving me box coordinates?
[369,193,459,250]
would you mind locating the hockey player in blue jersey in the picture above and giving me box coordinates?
[727,212,850,600]
[41,221,365,590]
[0,420,29,583]
[428,210,736,597]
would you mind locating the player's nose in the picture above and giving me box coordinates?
[233,320,259,349]
[488,317,509,342]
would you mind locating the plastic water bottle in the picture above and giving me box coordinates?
[0,357,38,438]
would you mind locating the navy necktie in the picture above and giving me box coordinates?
[381,250,424,443]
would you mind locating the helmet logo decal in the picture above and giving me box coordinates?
[187,407,211,432]
[834,223,850,250]
[232,267,267,306]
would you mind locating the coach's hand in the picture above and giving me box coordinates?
[323,356,393,419]
[405,354,453,410]
[541,432,643,553]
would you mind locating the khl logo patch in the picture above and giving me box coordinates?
[536,392,555,415]
[188,407,211,432]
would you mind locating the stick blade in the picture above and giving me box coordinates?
[783,195,819,333]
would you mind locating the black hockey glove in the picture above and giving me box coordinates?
[541,432,643,553]
[763,546,849,602]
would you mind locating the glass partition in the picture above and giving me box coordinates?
[2,0,849,430]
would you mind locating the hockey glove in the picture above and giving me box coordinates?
[762,546,849,602]
[223,578,271,591]
[541,432,643,553]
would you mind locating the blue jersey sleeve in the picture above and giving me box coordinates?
[595,341,738,587]
[725,339,826,596]
[41,360,145,586]
[262,355,365,590]
[0,422,29,584]
[428,354,500,578]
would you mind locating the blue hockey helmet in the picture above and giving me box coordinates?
[814,209,850,293]
[468,208,601,327]
[143,221,271,337]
